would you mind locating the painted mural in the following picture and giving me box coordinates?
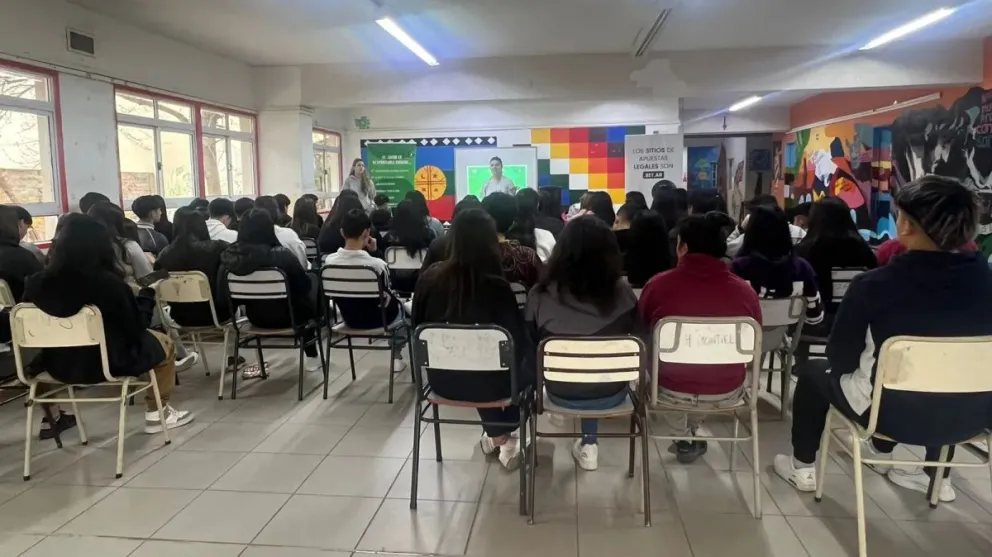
[784,86,992,251]
[687,146,719,190]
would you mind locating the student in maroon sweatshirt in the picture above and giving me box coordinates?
[639,212,762,463]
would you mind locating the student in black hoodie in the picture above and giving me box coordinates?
[0,205,43,306]
[155,208,231,327]
[131,195,170,255]
[525,215,641,471]
[219,209,322,372]
[23,215,194,434]
[774,175,992,503]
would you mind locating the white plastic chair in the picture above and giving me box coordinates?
[758,295,806,419]
[11,304,171,481]
[302,238,319,264]
[384,247,426,270]
[815,335,992,557]
[510,282,527,310]
[647,316,764,519]
[0,279,15,307]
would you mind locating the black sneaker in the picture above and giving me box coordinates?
[226,356,247,373]
[674,440,708,464]
[39,411,77,440]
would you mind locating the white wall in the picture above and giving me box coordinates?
[58,73,119,209]
[258,109,315,199]
[724,136,747,222]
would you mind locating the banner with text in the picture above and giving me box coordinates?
[625,133,685,196]
[366,143,417,201]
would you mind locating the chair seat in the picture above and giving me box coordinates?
[427,393,513,409]
[543,391,634,418]
[833,410,991,446]
[332,320,405,336]
[649,397,748,414]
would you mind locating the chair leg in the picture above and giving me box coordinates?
[518,407,528,516]
[780,353,791,421]
[224,330,237,401]
[410,402,422,510]
[297,340,305,402]
[387,333,396,404]
[428,405,443,462]
[115,383,129,479]
[627,414,636,478]
[407,329,415,384]
[67,386,87,445]
[814,412,833,502]
[256,337,268,380]
[729,416,740,472]
[750,408,762,519]
[929,445,952,509]
[23,385,36,481]
[346,337,356,381]
[851,431,868,557]
[640,414,652,527]
[317,326,329,400]
[196,335,212,377]
[149,372,171,447]
[528,410,538,525]
[218,327,230,400]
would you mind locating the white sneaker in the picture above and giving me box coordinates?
[498,434,523,471]
[887,468,956,502]
[773,454,818,492]
[175,352,199,372]
[144,405,195,434]
[479,433,499,456]
[304,356,323,372]
[860,438,893,475]
[392,358,408,373]
[572,439,599,471]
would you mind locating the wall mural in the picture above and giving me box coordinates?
[687,146,719,191]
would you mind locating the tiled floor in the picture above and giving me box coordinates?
[0,344,989,556]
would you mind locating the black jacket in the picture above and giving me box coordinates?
[0,238,43,303]
[22,270,164,383]
[795,234,877,314]
[136,223,170,255]
[155,238,231,327]
[535,215,564,239]
[293,223,321,242]
[218,242,315,329]
[412,266,532,402]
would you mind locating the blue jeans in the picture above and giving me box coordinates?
[546,389,630,445]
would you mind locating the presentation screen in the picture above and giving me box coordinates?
[454,147,538,200]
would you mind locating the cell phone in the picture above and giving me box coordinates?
[136,269,170,287]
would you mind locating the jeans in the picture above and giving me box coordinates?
[546,389,630,445]
[658,386,744,436]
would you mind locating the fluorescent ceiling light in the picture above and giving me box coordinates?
[860,8,956,50]
[375,17,439,66]
[728,95,763,112]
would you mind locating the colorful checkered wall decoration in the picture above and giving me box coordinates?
[531,125,646,205]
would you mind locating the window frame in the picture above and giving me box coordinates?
[0,60,68,236]
[312,128,343,206]
[113,85,259,208]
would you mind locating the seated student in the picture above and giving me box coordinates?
[0,205,44,331]
[688,190,734,238]
[205,198,239,243]
[413,208,531,470]
[291,196,322,242]
[318,193,375,256]
[299,193,325,227]
[255,196,307,267]
[624,211,673,287]
[24,215,195,433]
[794,197,877,332]
[652,183,684,255]
[188,198,209,218]
[11,206,45,263]
[536,187,564,238]
[731,205,823,329]
[507,189,555,261]
[87,201,153,281]
[233,197,255,230]
[78,191,110,214]
[421,196,482,269]
[380,200,433,294]
[131,195,170,255]
[787,202,813,231]
[726,195,806,257]
[406,190,445,238]
[584,191,616,227]
[773,176,992,502]
[274,193,293,227]
[370,193,392,233]
[639,212,761,463]
[151,195,174,242]
[612,203,637,257]
[219,209,322,372]
[875,235,979,266]
[625,191,649,212]
[481,192,541,289]
[526,216,641,471]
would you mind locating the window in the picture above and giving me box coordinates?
[115,91,197,207]
[201,107,256,197]
[313,129,342,211]
[0,65,61,242]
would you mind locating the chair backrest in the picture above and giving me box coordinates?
[302,238,319,260]
[632,288,643,300]
[539,336,645,386]
[320,264,384,299]
[226,269,289,301]
[650,316,762,405]
[413,323,519,401]
[758,295,805,328]
[384,247,426,270]
[866,335,992,436]
[830,267,865,300]
[510,282,527,309]
[9,304,114,384]
[0,279,14,307]
[155,271,221,328]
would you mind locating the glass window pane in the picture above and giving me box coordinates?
[0,110,55,204]
[159,130,195,198]
[115,92,155,118]
[326,151,341,193]
[314,151,325,192]
[201,136,229,197]
[313,131,339,148]
[117,125,157,199]
[0,69,48,102]
[312,131,325,146]
[24,215,58,243]
[201,109,227,130]
[156,100,192,124]
[230,139,255,196]
[326,133,340,148]
[229,114,253,133]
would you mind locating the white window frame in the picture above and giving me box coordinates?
[115,92,198,209]
[201,108,256,198]
[313,129,342,203]
[0,66,61,219]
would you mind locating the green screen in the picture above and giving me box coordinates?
[467,165,529,198]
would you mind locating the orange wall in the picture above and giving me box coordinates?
[789,87,972,129]
[985,37,992,87]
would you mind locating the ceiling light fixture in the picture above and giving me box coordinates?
[859,7,956,50]
[376,17,439,66]
[728,95,763,112]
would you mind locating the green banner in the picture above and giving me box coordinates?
[367,143,416,202]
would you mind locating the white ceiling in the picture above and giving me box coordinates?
[68,0,992,66]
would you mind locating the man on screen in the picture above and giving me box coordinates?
[481,156,517,197]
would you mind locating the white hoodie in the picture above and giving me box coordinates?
[205,218,238,244]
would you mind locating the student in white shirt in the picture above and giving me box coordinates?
[255,196,308,267]
[481,156,517,198]
[726,194,806,257]
[206,198,239,244]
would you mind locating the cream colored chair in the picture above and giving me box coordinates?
[155,271,239,400]
[510,282,528,310]
[0,279,15,307]
[815,335,992,557]
[648,316,764,519]
[758,295,806,419]
[384,246,426,271]
[11,304,171,481]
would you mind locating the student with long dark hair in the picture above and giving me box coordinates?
[585,191,616,227]
[381,200,434,293]
[624,210,673,287]
[421,196,482,269]
[300,193,325,227]
[273,193,293,227]
[536,187,564,238]
[481,192,541,288]
[318,193,374,256]
[412,208,531,470]
[726,194,806,257]
[625,191,649,212]
[507,188,555,260]
[526,216,640,470]
[255,196,307,266]
[87,201,153,280]
[24,215,195,433]
[291,196,322,241]
[406,189,445,238]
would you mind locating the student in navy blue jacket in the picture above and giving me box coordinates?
[774,176,992,503]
